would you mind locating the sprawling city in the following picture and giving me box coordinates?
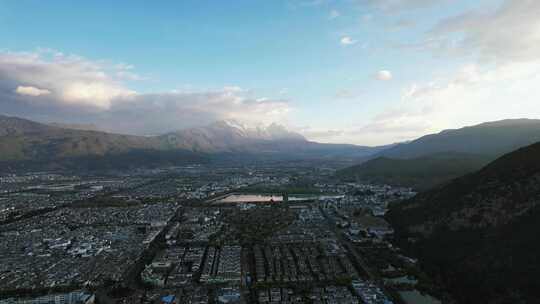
[1,163,434,304]
[2,0,540,303]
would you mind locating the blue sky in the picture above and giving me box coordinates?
[1,0,539,145]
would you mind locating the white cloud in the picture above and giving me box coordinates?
[423,0,540,63]
[375,70,393,80]
[0,50,135,109]
[0,50,292,135]
[355,60,540,145]
[99,90,291,135]
[329,9,340,19]
[325,0,540,145]
[340,36,357,45]
[15,85,51,97]
[346,0,540,145]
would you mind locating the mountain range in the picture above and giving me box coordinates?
[3,115,540,177]
[338,119,540,190]
[159,120,382,158]
[0,115,383,172]
[386,141,540,303]
[378,119,540,159]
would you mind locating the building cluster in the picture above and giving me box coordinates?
[0,174,150,223]
[352,280,394,304]
[268,206,334,243]
[0,199,177,291]
[53,204,176,227]
[318,183,415,217]
[173,208,224,243]
[0,291,95,304]
[0,164,426,304]
[257,286,359,304]
[0,173,79,185]
[116,178,187,200]
[141,245,206,287]
[201,246,242,283]
[252,242,357,284]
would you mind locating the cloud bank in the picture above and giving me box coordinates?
[430,0,540,63]
[0,50,291,135]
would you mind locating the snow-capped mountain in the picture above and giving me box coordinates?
[160,120,307,152]
[157,119,383,158]
[0,115,384,173]
[221,119,306,141]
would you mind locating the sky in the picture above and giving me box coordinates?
[1,0,540,145]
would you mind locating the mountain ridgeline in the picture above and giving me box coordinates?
[338,119,540,190]
[159,120,384,158]
[386,142,540,303]
[0,115,208,171]
[379,119,540,159]
[0,115,382,172]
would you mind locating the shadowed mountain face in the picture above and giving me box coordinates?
[337,152,492,191]
[338,119,540,190]
[0,115,165,161]
[386,142,540,303]
[0,114,207,172]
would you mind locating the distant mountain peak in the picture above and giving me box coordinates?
[219,119,249,131]
[197,119,306,142]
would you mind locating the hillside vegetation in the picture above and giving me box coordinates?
[339,119,540,190]
[386,142,540,303]
[337,152,491,190]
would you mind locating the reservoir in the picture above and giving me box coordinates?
[212,194,343,204]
